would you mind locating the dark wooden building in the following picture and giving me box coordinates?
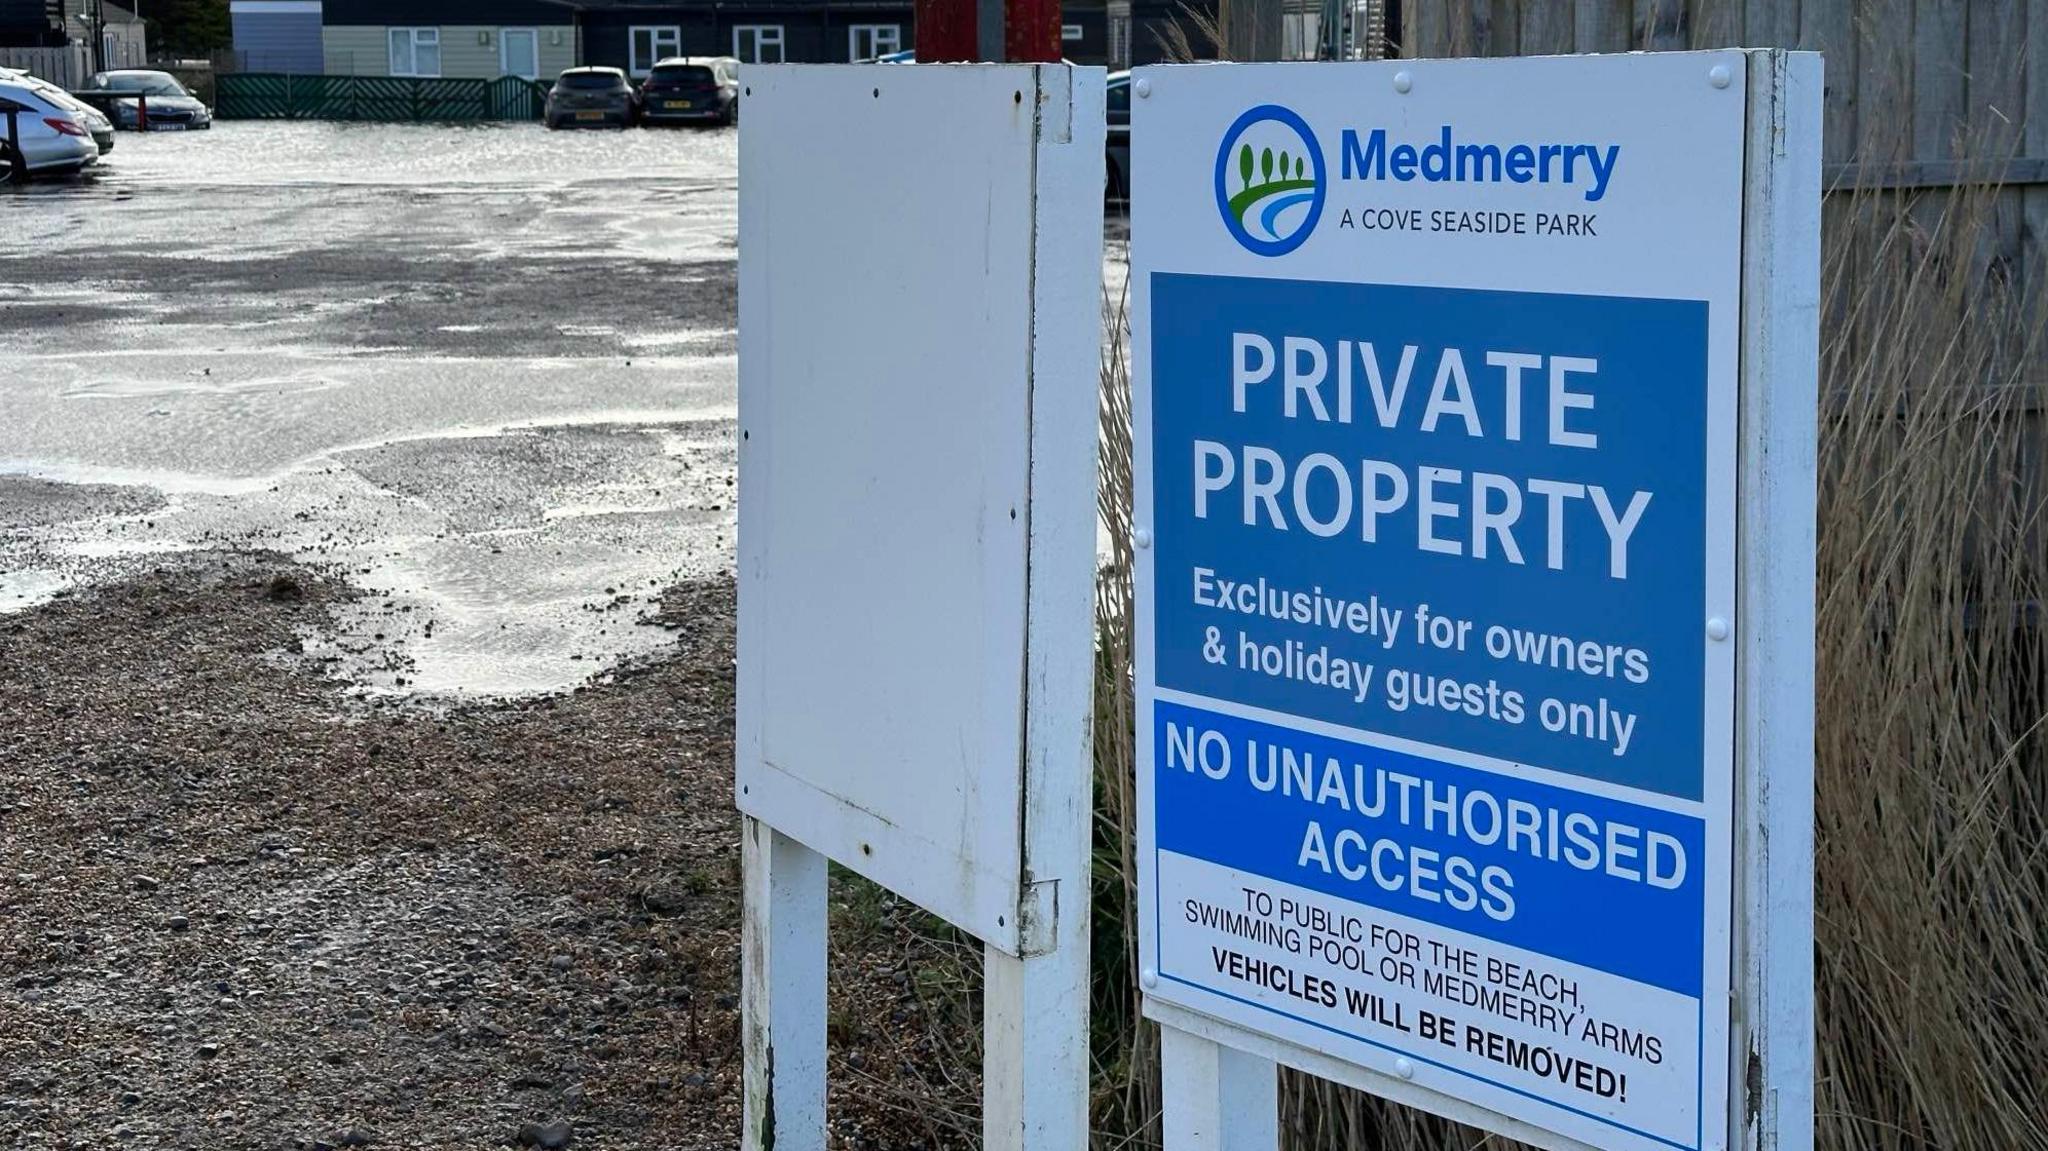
[571,0,1109,70]
[573,0,912,70]
[0,0,64,48]
[249,0,1111,78]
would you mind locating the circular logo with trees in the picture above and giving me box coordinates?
[1214,105,1326,257]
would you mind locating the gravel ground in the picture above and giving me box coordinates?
[0,554,974,1150]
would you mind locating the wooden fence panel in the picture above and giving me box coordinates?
[1401,0,2044,369]
[2027,0,2048,327]
[0,45,89,89]
[1798,0,1858,163]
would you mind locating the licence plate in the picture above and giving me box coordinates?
[149,122,188,131]
[575,110,604,121]
[664,100,691,110]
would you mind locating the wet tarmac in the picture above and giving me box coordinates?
[0,122,741,696]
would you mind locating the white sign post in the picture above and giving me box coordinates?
[1130,51,1819,1151]
[735,63,1106,1151]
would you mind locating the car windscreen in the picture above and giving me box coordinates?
[558,72,623,90]
[649,65,715,86]
[107,74,187,96]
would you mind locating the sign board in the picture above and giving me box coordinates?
[738,64,1103,957]
[1132,52,1819,1151]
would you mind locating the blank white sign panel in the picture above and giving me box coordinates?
[738,65,1079,953]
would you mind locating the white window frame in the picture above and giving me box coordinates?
[387,27,441,77]
[848,23,901,61]
[1061,23,1083,41]
[733,24,785,64]
[629,24,682,76]
[499,27,539,80]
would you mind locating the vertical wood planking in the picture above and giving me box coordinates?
[1745,0,1802,50]
[1519,0,1573,53]
[1576,0,1633,51]
[1488,0,1523,54]
[1964,0,2025,157]
[1635,0,1690,50]
[1966,0,2027,297]
[1412,0,1449,58]
[1912,0,1968,160]
[1687,0,1741,47]
[1857,0,1911,163]
[1444,0,1478,57]
[2025,0,2047,324]
[1798,0,1858,165]
[1910,0,1968,243]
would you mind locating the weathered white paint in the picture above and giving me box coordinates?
[979,61,1106,1151]
[737,62,1105,1151]
[1161,1026,1279,1151]
[741,817,827,1151]
[1732,48,1821,1151]
[744,64,1040,956]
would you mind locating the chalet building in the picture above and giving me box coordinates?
[0,0,63,48]
[2,0,145,63]
[230,0,1110,78]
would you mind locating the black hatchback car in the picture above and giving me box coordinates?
[638,57,739,127]
[544,67,637,129]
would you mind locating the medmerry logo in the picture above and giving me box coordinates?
[1215,105,1326,257]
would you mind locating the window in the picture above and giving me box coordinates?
[1281,11,1321,59]
[1108,13,1131,67]
[848,23,900,61]
[388,27,441,77]
[1062,23,1083,41]
[733,24,785,64]
[629,25,682,76]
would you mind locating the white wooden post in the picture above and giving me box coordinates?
[1161,1028,1279,1151]
[741,816,829,1151]
[983,944,1090,1149]
[1733,49,1821,1151]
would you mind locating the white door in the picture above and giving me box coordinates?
[500,28,539,80]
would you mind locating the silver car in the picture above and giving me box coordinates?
[0,79,101,180]
[0,69,114,154]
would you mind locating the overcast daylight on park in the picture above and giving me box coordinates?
[1,1,2043,1150]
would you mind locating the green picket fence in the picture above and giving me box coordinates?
[217,73,550,123]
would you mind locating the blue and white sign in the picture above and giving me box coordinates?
[1132,53,1756,1151]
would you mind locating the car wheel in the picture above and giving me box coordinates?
[0,141,22,185]
[725,100,737,127]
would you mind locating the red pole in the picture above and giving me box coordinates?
[914,0,978,61]
[913,0,1060,62]
[1002,0,1062,62]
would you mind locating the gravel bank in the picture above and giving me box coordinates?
[0,554,964,1150]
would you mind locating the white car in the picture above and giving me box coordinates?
[0,68,114,154]
[0,78,101,180]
